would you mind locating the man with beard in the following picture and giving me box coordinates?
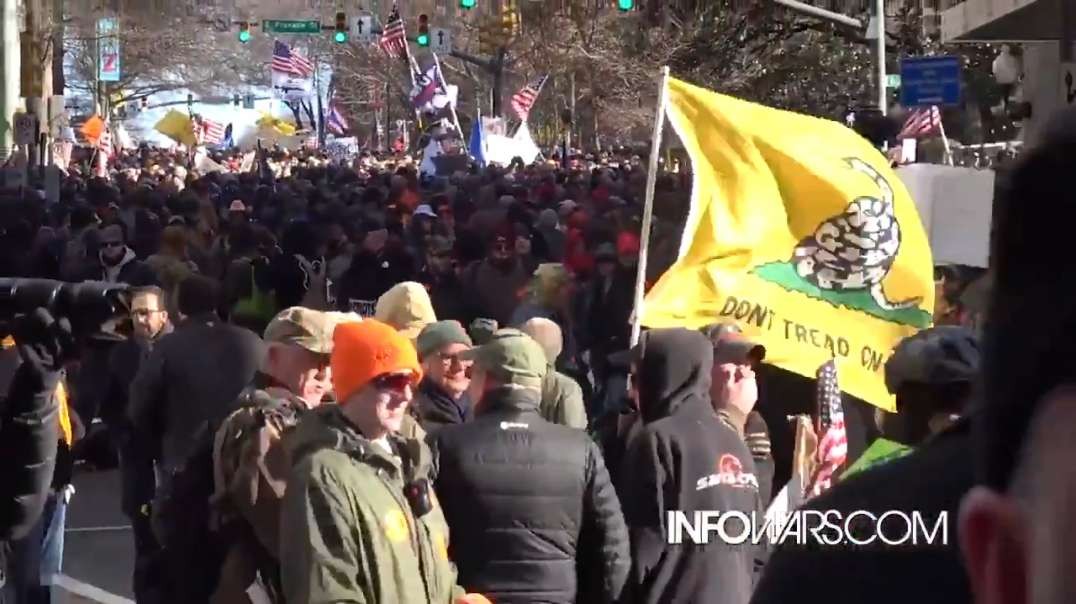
[102,286,173,603]
[461,230,531,327]
[419,236,470,325]
[89,221,158,286]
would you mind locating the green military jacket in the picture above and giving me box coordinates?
[281,406,463,604]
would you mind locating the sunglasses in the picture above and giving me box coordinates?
[373,373,413,393]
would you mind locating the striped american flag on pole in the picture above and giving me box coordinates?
[510,75,548,122]
[379,3,407,59]
[200,118,227,145]
[897,105,942,140]
[272,40,314,78]
[809,359,847,497]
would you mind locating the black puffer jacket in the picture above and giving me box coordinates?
[432,386,630,604]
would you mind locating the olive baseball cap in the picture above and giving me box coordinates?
[460,328,548,388]
[263,307,338,355]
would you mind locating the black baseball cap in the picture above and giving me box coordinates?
[702,322,766,365]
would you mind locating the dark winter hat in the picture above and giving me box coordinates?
[416,320,472,360]
[885,326,980,394]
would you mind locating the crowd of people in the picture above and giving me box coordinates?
[2,103,1076,604]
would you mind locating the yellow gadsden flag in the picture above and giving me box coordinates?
[641,78,934,411]
[154,110,197,147]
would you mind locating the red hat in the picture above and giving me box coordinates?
[617,232,641,256]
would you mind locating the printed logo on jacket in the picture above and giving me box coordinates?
[696,454,759,491]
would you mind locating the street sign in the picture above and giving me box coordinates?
[353,15,375,44]
[430,27,452,53]
[13,113,36,146]
[900,55,961,107]
[1062,63,1076,106]
[97,17,121,83]
[262,20,322,34]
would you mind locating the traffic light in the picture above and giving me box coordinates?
[233,94,240,107]
[617,0,634,11]
[500,4,519,37]
[140,97,148,110]
[334,12,348,44]
[460,0,476,8]
[238,21,251,43]
[417,14,430,47]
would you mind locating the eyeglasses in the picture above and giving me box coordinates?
[373,373,413,393]
[438,351,471,366]
[131,309,163,318]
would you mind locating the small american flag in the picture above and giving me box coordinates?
[200,118,226,145]
[510,75,548,121]
[327,102,349,135]
[272,40,314,78]
[897,105,942,140]
[379,3,407,58]
[809,359,847,497]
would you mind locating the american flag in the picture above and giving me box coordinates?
[897,105,942,140]
[510,75,548,121]
[199,118,227,145]
[272,40,314,78]
[327,102,349,135]
[379,3,407,58]
[809,359,847,497]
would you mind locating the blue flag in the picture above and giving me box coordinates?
[469,119,485,168]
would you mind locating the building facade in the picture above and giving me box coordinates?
[942,0,1076,145]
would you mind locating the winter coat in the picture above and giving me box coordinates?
[85,247,159,286]
[461,259,530,327]
[279,405,464,604]
[750,419,973,604]
[620,328,762,604]
[104,325,173,517]
[412,378,472,435]
[539,370,587,429]
[431,386,630,603]
[337,246,417,315]
[127,314,265,478]
[419,270,473,326]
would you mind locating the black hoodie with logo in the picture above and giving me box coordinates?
[620,328,763,604]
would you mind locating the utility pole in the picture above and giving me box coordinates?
[1,0,20,160]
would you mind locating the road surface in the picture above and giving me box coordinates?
[56,467,135,604]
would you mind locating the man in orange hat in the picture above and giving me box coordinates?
[280,319,474,604]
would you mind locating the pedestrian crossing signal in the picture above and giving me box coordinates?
[617,0,634,10]
[417,14,430,47]
[238,22,251,43]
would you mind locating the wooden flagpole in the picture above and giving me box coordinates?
[629,66,671,348]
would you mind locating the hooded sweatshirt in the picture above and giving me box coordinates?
[374,281,437,342]
[620,328,762,604]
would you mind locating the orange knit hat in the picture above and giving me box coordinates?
[331,319,423,403]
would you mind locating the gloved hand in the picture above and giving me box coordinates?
[12,308,76,379]
[744,411,772,460]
